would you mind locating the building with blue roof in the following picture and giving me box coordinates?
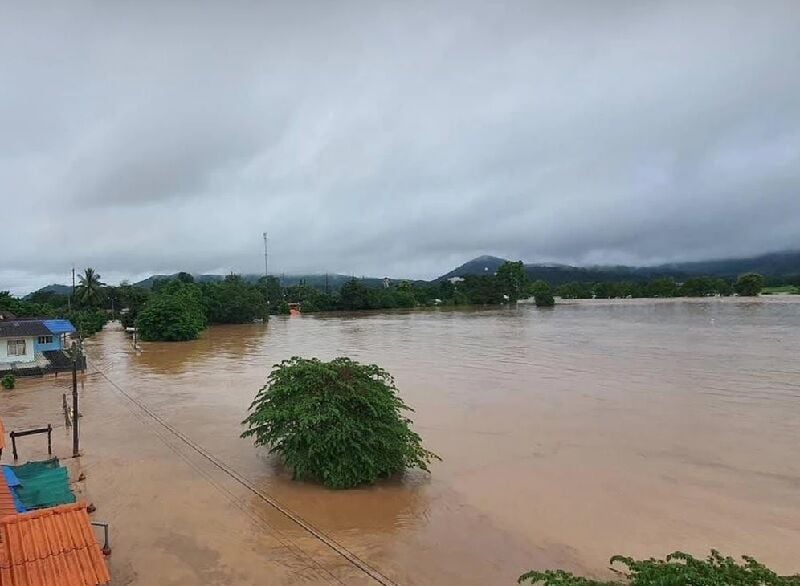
[31,319,76,353]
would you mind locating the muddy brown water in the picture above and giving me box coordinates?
[2,297,800,584]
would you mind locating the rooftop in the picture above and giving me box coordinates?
[41,320,76,336]
[0,503,110,586]
[0,322,51,339]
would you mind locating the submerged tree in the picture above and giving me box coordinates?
[735,273,765,297]
[242,357,439,489]
[519,550,800,585]
[496,261,528,302]
[136,280,206,341]
[530,280,555,307]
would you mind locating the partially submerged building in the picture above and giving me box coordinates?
[0,319,79,376]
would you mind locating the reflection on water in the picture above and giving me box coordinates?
[62,297,800,582]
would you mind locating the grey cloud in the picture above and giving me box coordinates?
[1,1,800,294]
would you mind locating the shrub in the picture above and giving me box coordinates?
[531,280,555,307]
[1,374,15,390]
[68,309,109,337]
[519,550,800,585]
[241,357,439,489]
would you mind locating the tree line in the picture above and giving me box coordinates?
[0,265,777,343]
[556,272,765,299]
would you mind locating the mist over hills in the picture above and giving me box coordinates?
[24,250,800,298]
[437,251,800,286]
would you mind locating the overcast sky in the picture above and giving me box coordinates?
[2,1,799,294]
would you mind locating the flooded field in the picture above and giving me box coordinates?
[2,297,800,584]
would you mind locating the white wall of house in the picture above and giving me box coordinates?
[0,336,36,364]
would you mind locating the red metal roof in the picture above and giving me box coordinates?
[0,503,110,586]
[0,479,14,522]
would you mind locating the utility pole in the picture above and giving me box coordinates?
[68,266,75,312]
[71,349,79,458]
[262,232,268,278]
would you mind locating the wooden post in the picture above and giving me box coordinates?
[47,424,52,456]
[72,357,79,458]
[11,433,17,460]
[63,393,71,427]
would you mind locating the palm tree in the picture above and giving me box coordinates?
[75,268,106,308]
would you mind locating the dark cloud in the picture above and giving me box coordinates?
[2,1,799,293]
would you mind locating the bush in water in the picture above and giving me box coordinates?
[519,550,800,585]
[241,357,439,489]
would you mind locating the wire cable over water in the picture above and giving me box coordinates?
[92,365,399,586]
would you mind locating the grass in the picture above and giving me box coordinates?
[762,286,799,295]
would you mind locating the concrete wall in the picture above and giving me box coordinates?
[0,336,36,364]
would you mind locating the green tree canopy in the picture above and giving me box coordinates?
[75,268,106,308]
[530,280,555,307]
[338,279,372,310]
[202,275,268,324]
[242,357,439,489]
[496,261,528,302]
[735,273,765,296]
[136,281,206,341]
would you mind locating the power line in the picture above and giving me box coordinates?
[92,365,398,586]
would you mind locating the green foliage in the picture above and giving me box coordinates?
[284,284,337,312]
[117,284,151,328]
[338,279,373,310]
[26,290,70,309]
[258,276,284,311]
[68,309,109,337]
[556,282,593,299]
[735,273,765,297]
[497,261,528,302]
[241,357,439,489]
[1,374,15,390]
[0,291,58,318]
[679,276,719,297]
[136,281,206,341]
[75,268,106,308]
[645,277,678,298]
[531,280,555,307]
[519,550,800,586]
[202,275,268,324]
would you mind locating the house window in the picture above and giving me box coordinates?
[7,339,26,356]
[37,335,54,345]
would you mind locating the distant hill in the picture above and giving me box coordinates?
[23,284,72,299]
[22,250,800,299]
[436,250,800,285]
[657,250,800,278]
[437,255,510,281]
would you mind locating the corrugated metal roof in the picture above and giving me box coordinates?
[0,475,15,521]
[0,503,110,586]
[0,322,50,339]
[41,320,76,335]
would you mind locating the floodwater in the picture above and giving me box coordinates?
[2,297,800,584]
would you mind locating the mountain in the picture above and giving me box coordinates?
[437,256,510,281]
[23,284,72,299]
[657,250,800,278]
[436,251,800,285]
